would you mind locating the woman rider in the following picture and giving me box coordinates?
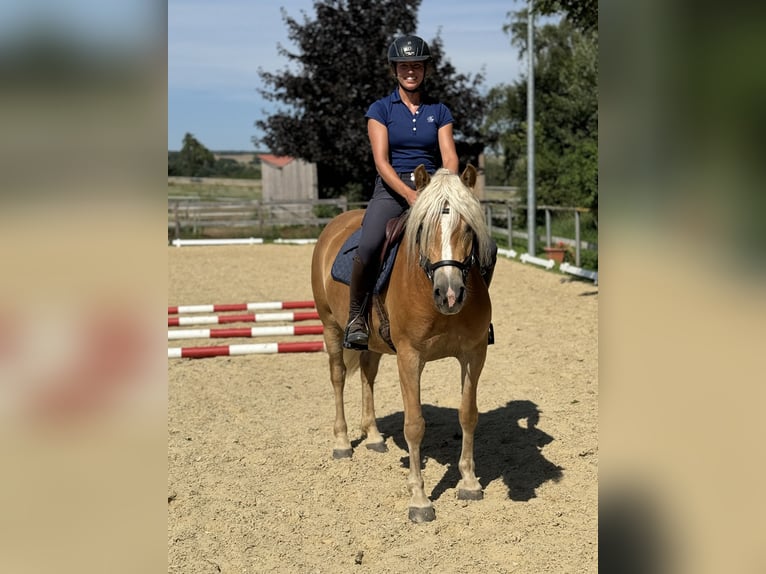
[344,35,494,350]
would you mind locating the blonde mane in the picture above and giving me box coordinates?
[403,168,493,269]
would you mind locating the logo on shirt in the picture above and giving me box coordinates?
[426,115,435,123]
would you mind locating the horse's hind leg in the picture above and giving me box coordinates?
[326,329,352,459]
[360,351,387,452]
[456,349,487,500]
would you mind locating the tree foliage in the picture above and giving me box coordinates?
[484,11,597,213]
[168,133,260,178]
[533,0,598,34]
[168,133,216,176]
[254,0,487,200]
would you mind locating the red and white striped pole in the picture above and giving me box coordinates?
[168,310,320,327]
[168,324,324,340]
[168,300,315,314]
[168,340,326,359]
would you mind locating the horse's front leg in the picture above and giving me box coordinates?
[360,351,387,452]
[396,347,433,522]
[326,327,352,459]
[456,346,487,500]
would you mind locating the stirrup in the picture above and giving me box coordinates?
[343,320,369,350]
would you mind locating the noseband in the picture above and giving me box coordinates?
[419,250,475,283]
[417,207,476,284]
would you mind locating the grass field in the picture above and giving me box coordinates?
[168,179,262,200]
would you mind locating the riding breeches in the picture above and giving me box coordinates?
[357,174,414,266]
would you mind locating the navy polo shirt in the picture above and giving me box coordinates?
[365,89,454,174]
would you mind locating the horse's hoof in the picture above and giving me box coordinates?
[332,448,353,459]
[365,441,388,453]
[408,506,436,523]
[457,488,484,501]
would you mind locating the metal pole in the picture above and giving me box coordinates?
[575,210,582,267]
[526,0,536,256]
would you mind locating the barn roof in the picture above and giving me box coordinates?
[258,154,294,168]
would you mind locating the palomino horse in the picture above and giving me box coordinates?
[310,165,494,522]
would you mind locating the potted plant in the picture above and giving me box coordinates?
[543,241,569,263]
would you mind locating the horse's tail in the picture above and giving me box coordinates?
[343,349,361,375]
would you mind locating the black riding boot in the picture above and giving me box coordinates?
[343,256,374,350]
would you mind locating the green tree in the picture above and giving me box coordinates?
[171,133,217,177]
[254,0,487,200]
[484,11,597,213]
[533,0,597,34]
[168,135,262,179]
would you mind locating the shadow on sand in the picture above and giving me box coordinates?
[370,400,564,502]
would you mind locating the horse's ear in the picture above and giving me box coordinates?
[414,164,430,191]
[461,164,478,190]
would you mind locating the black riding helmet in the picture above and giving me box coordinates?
[388,35,431,92]
[387,35,431,64]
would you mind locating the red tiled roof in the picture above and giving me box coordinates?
[258,154,294,168]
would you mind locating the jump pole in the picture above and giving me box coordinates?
[171,238,264,247]
[272,238,317,245]
[560,262,599,285]
[169,324,324,340]
[497,247,518,259]
[168,340,326,359]
[519,253,556,270]
[169,300,315,314]
[168,310,320,327]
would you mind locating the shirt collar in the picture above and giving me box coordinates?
[391,88,429,105]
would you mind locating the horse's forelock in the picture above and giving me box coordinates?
[404,170,493,268]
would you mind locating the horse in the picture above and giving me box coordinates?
[310,165,494,522]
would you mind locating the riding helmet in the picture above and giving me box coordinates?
[387,35,431,63]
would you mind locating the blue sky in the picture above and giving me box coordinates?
[0,0,153,46]
[168,0,528,151]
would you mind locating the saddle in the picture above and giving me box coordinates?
[330,213,408,352]
[381,212,408,265]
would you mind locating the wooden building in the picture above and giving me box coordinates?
[258,155,317,220]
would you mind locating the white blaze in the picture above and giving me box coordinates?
[440,212,457,308]
[440,212,453,261]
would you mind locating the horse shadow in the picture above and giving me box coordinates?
[372,400,564,502]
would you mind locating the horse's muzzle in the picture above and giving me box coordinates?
[432,271,466,314]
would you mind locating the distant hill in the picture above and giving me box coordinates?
[167,151,270,165]
[213,152,258,165]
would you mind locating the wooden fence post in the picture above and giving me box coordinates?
[173,201,180,241]
[545,209,552,248]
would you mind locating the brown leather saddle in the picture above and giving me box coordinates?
[370,213,408,352]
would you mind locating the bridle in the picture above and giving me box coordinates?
[419,250,475,283]
[417,207,476,284]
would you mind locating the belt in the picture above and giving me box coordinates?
[396,171,415,182]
